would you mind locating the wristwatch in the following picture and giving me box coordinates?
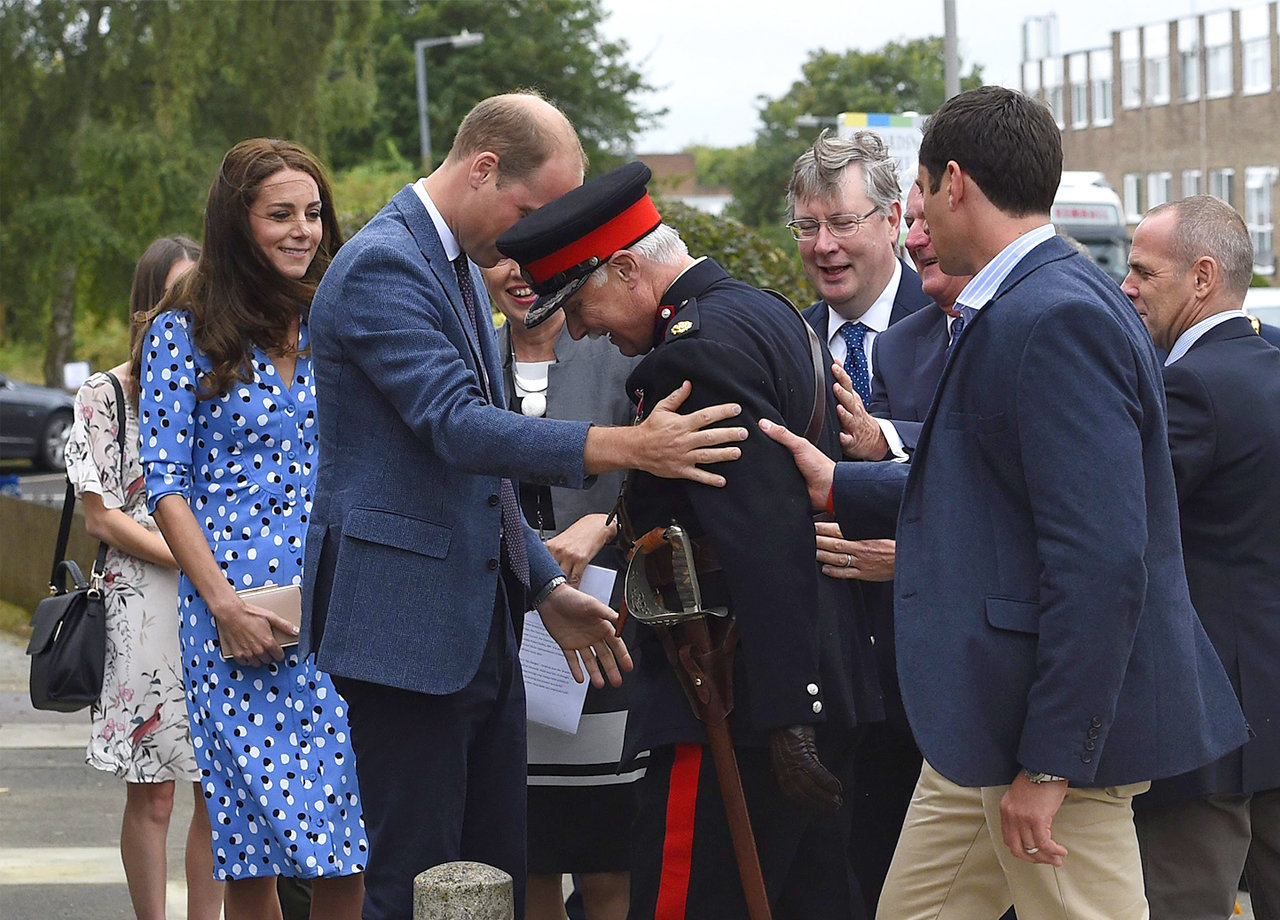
[531,575,568,608]
[1023,768,1068,784]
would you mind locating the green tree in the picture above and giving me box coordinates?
[0,0,377,384]
[333,0,659,174]
[726,38,984,230]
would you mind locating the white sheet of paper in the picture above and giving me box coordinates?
[521,564,618,734]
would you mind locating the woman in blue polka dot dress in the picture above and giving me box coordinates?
[135,139,365,919]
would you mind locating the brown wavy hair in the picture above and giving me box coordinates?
[131,138,343,399]
[125,236,201,405]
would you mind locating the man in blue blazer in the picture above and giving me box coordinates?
[761,87,1248,920]
[1123,196,1280,919]
[304,94,747,920]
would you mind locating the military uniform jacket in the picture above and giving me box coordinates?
[619,258,883,765]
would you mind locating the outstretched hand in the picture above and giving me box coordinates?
[758,418,836,511]
[633,381,747,487]
[537,584,633,688]
[832,363,890,461]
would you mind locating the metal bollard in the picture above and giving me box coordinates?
[413,861,514,920]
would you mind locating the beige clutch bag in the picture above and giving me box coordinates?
[217,583,302,661]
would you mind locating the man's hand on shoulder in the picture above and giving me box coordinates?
[585,381,747,487]
[536,584,633,689]
[758,418,835,511]
[999,770,1070,867]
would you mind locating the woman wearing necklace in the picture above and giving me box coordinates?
[483,258,642,920]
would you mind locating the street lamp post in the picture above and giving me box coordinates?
[415,29,485,169]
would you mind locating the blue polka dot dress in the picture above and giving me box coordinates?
[138,310,366,880]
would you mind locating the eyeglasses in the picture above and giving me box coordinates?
[785,206,881,242]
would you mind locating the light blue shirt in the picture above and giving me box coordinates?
[953,224,1057,321]
[1165,310,1248,366]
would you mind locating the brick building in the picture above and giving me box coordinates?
[1022,3,1280,279]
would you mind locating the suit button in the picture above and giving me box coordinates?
[1085,740,1096,751]
[488,494,499,506]
[1091,716,1102,727]
[812,700,823,714]
[1081,753,1092,763]
[807,683,819,696]
[487,558,499,571]
[1087,728,1099,740]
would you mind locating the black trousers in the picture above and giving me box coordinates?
[628,738,865,920]
[333,587,527,920]
[846,721,923,915]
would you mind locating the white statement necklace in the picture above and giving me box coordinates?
[513,360,553,417]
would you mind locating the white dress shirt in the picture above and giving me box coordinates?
[413,178,461,261]
[1165,311,1249,366]
[825,258,902,378]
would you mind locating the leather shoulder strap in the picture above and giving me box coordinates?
[762,289,826,446]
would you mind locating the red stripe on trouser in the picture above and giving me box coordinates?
[654,743,703,920]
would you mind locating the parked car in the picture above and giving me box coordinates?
[0,372,75,471]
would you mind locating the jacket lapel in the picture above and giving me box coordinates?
[392,185,488,377]
[912,309,949,419]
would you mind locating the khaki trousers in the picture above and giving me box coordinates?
[877,761,1151,920]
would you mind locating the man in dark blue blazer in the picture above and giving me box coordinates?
[1122,197,1280,919]
[305,94,747,920]
[761,87,1248,920]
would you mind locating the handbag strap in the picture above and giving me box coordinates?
[50,374,125,595]
[762,289,827,447]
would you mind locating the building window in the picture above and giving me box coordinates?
[1205,12,1233,98]
[1241,5,1272,95]
[1179,17,1201,101]
[1148,172,1173,210]
[1209,168,1236,205]
[1071,82,1089,127]
[1182,169,1202,197]
[1043,56,1065,128]
[1121,29,1142,109]
[1069,52,1089,128]
[1091,49,1114,125]
[1245,167,1277,275]
[1144,24,1170,105]
[1125,173,1144,221]
[1243,39,1271,94]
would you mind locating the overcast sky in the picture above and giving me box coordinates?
[598,0,1210,152]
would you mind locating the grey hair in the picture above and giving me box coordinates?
[1147,196,1255,299]
[787,129,902,217]
[586,222,688,288]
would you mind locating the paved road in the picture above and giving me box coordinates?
[0,634,205,920]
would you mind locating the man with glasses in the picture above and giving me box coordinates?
[789,130,930,412]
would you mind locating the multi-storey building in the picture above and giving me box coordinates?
[1023,4,1279,279]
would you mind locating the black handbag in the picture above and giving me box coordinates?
[26,372,127,712]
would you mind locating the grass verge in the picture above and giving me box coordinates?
[0,598,32,642]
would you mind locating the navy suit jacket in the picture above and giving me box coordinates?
[801,258,930,364]
[832,236,1249,787]
[302,185,591,695]
[1141,318,1280,804]
[866,304,950,452]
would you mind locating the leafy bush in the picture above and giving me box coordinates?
[657,199,813,308]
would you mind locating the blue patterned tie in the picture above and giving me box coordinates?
[839,321,872,404]
[946,313,966,361]
[454,256,530,587]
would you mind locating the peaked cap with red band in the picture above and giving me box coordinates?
[496,161,662,328]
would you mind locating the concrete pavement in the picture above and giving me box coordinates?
[0,633,206,920]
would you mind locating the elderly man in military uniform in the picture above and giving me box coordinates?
[497,162,882,920]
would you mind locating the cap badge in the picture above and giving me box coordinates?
[669,320,693,336]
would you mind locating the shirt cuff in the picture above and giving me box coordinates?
[875,417,910,463]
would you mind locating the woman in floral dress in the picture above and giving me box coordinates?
[136,139,365,920]
[65,235,224,920]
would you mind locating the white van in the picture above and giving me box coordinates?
[1052,173,1130,283]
